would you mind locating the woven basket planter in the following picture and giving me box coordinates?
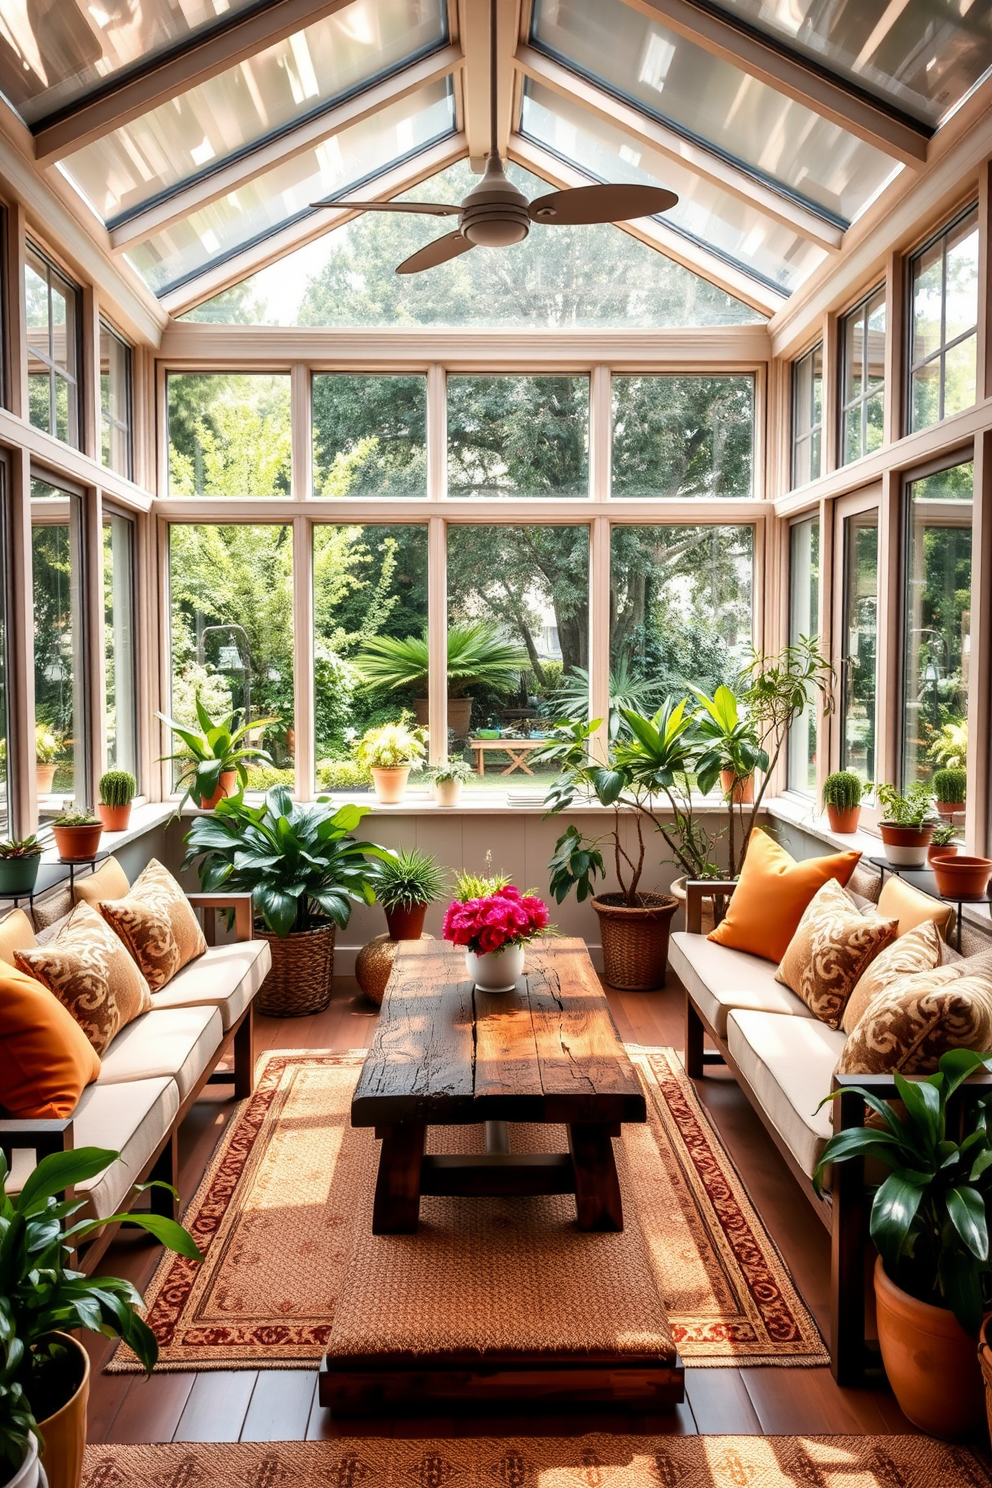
[591,892,678,991]
[256,920,336,1017]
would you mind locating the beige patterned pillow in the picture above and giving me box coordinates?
[98,859,207,992]
[841,920,944,1034]
[838,966,992,1075]
[775,878,898,1029]
[15,902,152,1054]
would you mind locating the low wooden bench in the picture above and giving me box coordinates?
[469,737,546,776]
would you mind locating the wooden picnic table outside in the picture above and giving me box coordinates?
[469,736,547,775]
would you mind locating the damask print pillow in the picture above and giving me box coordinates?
[841,920,945,1034]
[838,965,992,1075]
[774,878,898,1029]
[98,858,207,992]
[15,902,152,1054]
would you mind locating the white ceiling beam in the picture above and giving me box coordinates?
[459,0,521,167]
[109,45,464,250]
[159,133,467,317]
[32,0,361,167]
[515,45,842,251]
[617,0,929,166]
[509,134,785,316]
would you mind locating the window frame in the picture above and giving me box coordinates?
[24,241,82,450]
[839,284,886,468]
[100,319,134,480]
[907,202,980,434]
[791,342,823,490]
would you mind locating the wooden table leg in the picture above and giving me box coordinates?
[568,1123,623,1232]
[372,1123,426,1234]
[475,747,485,775]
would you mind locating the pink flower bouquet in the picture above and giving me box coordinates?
[442,884,549,956]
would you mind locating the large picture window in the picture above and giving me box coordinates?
[25,246,80,449]
[909,206,979,432]
[792,344,823,488]
[611,376,754,498]
[104,510,138,780]
[787,516,819,794]
[168,374,292,496]
[32,479,86,816]
[312,375,427,499]
[100,323,133,478]
[838,508,879,781]
[902,463,973,789]
[446,376,589,499]
[841,287,885,465]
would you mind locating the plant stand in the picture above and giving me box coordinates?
[867,856,991,952]
[0,853,109,911]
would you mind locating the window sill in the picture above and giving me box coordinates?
[763,794,882,858]
[35,801,177,863]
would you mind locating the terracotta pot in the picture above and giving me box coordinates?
[928,842,958,866]
[97,803,131,833]
[36,1331,89,1488]
[936,800,965,818]
[879,822,933,868]
[414,696,474,741]
[931,855,992,899]
[826,803,861,834]
[51,823,103,862]
[874,1258,984,1438]
[384,902,428,940]
[5,1434,44,1488]
[371,766,410,804]
[591,892,678,991]
[433,778,463,807]
[0,855,41,896]
[199,769,238,810]
[719,769,753,804]
[35,764,57,795]
[285,727,296,756]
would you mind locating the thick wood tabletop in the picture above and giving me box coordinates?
[351,938,646,1127]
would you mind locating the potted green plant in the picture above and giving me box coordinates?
[33,728,61,798]
[428,758,473,807]
[0,1326,41,1488]
[690,684,765,804]
[96,771,136,833]
[822,771,865,834]
[355,721,426,804]
[183,786,389,1017]
[0,838,43,899]
[933,767,966,818]
[875,782,936,867]
[157,696,278,811]
[1,1145,199,1488]
[50,811,102,864]
[928,822,959,865]
[357,621,525,740]
[369,847,448,939]
[814,1050,992,1438]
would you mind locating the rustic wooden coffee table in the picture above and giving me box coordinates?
[351,937,647,1235]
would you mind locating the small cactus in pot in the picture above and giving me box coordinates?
[932,766,966,818]
[822,771,865,833]
[98,769,136,832]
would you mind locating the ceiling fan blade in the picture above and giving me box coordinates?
[396,231,476,275]
[529,183,678,225]
[309,199,460,216]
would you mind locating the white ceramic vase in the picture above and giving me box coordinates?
[466,943,525,992]
[5,1436,46,1488]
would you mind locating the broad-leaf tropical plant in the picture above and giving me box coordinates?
[157,694,278,810]
[183,786,389,936]
[356,620,526,699]
[0,1146,200,1432]
[813,1049,992,1336]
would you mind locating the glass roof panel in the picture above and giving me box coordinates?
[521,80,824,293]
[126,80,455,294]
[704,0,992,128]
[61,0,447,227]
[531,0,901,223]
[0,0,263,127]
[179,158,764,326]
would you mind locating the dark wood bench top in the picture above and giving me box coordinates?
[352,938,646,1128]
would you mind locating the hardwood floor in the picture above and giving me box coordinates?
[83,973,922,1444]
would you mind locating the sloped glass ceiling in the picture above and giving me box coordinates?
[521,80,826,293]
[531,0,902,224]
[126,80,455,294]
[706,0,992,127]
[60,0,447,227]
[179,158,764,327]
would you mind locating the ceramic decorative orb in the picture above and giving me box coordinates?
[355,932,434,1007]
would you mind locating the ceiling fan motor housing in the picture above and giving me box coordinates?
[459,153,531,247]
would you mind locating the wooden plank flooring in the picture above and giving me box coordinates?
[84,973,921,1444]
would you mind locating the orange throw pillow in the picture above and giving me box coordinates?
[0,957,101,1118]
[707,828,861,963]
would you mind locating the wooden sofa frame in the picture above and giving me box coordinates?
[679,878,992,1385]
[0,893,257,1274]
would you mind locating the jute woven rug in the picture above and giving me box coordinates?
[81,1436,991,1487]
[110,1047,826,1372]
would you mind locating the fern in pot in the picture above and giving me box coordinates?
[183,786,389,1017]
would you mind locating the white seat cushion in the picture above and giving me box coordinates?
[726,1010,845,1178]
[97,1005,223,1101]
[149,940,271,1031]
[670,930,815,1039]
[6,1077,180,1222]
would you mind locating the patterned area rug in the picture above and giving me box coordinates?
[81,1437,991,1487]
[110,1047,826,1371]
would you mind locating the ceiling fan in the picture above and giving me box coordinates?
[310,0,679,275]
